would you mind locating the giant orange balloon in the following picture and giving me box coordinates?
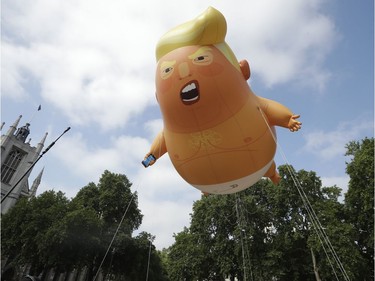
[143,7,301,195]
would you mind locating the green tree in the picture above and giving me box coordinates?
[72,170,143,280]
[1,191,70,276]
[344,137,374,280]
[166,165,363,280]
[167,227,202,281]
[110,232,168,281]
[71,182,100,212]
[190,195,233,280]
[39,207,103,276]
[1,170,170,281]
[1,197,33,279]
[68,170,168,281]
[307,184,364,281]
[98,170,142,230]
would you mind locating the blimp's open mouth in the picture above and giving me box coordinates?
[180,80,200,105]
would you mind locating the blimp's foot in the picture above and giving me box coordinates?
[269,172,281,185]
[265,161,281,186]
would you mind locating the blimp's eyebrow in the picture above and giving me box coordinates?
[160,60,176,69]
[188,47,212,59]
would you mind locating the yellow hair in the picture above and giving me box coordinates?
[156,7,240,71]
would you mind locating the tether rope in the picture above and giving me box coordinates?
[235,193,255,281]
[257,107,350,281]
[93,192,135,281]
[146,239,152,281]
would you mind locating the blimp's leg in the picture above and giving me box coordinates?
[264,161,281,185]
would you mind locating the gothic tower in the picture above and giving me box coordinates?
[1,115,47,214]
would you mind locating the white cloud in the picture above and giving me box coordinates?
[303,116,373,160]
[1,44,29,100]
[221,0,337,89]
[144,119,163,139]
[51,133,150,180]
[134,198,196,249]
[3,0,338,130]
[321,175,349,191]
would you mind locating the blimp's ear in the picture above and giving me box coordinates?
[239,59,251,80]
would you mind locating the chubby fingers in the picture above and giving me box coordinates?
[292,114,301,120]
[289,115,302,132]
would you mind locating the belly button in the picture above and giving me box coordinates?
[244,137,252,143]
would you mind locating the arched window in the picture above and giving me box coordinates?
[1,148,25,184]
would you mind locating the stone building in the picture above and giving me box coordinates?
[1,115,47,214]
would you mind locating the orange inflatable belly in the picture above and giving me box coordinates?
[164,100,277,194]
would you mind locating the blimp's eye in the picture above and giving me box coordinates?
[192,53,213,66]
[161,66,174,79]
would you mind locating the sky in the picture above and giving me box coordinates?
[1,0,374,250]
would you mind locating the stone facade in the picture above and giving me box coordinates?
[1,115,47,214]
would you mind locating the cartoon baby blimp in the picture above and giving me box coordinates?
[143,7,301,195]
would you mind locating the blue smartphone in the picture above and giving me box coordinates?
[142,154,156,167]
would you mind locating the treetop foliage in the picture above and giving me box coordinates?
[1,170,167,281]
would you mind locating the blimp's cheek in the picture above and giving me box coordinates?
[156,79,176,107]
[195,62,224,77]
[156,76,173,94]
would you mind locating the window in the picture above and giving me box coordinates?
[1,148,25,184]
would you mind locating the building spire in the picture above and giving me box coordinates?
[6,115,22,137]
[36,132,48,154]
[29,168,44,198]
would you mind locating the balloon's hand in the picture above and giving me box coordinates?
[288,115,302,132]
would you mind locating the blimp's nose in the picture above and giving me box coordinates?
[178,62,190,79]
